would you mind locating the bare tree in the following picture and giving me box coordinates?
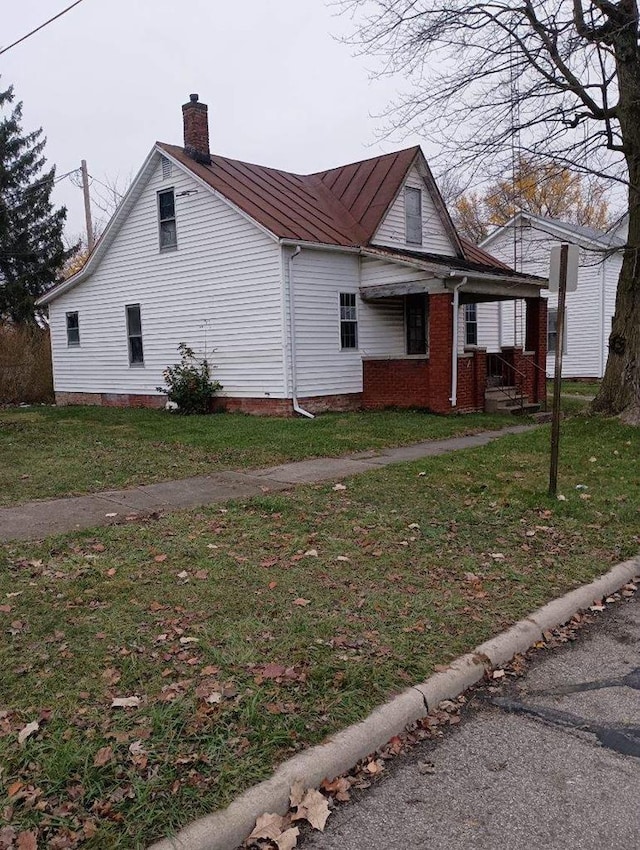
[340,0,640,423]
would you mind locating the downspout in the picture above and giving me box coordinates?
[450,276,468,407]
[288,246,314,419]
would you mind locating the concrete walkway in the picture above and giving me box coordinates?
[0,424,534,542]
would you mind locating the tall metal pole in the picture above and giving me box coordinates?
[549,243,568,497]
[81,159,94,251]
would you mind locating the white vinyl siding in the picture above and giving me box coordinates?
[49,154,285,398]
[483,221,619,378]
[372,167,457,257]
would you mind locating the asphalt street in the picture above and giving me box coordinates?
[302,591,640,850]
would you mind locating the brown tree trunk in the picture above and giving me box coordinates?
[592,15,640,426]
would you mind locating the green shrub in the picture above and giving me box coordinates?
[157,343,222,415]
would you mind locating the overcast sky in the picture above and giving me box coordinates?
[2,0,431,241]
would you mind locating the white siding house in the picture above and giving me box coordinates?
[39,95,547,416]
[481,213,624,378]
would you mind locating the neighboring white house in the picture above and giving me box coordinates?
[38,94,548,416]
[480,212,625,379]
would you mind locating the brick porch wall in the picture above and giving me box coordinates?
[362,358,430,409]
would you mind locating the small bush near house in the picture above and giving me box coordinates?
[0,324,53,404]
[157,342,222,414]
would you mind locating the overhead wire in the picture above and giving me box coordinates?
[0,0,87,57]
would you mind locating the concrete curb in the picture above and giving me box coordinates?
[148,556,640,850]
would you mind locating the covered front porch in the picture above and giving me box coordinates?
[358,256,547,414]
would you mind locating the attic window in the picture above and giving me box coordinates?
[158,189,177,250]
[161,156,173,179]
[405,187,423,245]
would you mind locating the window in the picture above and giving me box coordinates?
[406,294,428,355]
[405,187,423,245]
[126,304,144,365]
[158,189,177,250]
[464,303,478,347]
[66,311,80,346]
[547,308,567,354]
[339,293,358,349]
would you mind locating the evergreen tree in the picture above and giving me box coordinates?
[0,82,74,323]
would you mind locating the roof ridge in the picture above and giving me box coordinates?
[305,173,369,244]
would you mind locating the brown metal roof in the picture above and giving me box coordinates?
[158,142,513,274]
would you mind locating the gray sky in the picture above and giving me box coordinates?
[2,0,429,241]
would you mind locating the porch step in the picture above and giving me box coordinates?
[484,386,540,416]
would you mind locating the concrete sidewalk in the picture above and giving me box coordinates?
[0,424,533,542]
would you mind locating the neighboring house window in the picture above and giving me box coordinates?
[465,303,478,346]
[158,189,177,250]
[405,187,423,245]
[126,304,144,365]
[547,308,567,354]
[66,311,80,347]
[406,294,428,355]
[339,292,358,349]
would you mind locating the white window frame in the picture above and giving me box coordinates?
[405,186,423,246]
[464,303,478,347]
[547,307,567,355]
[66,311,80,347]
[158,188,177,251]
[339,292,358,350]
[126,303,144,366]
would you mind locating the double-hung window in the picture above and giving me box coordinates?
[339,293,358,349]
[547,307,566,354]
[405,187,423,245]
[66,311,80,347]
[464,303,478,347]
[158,189,177,250]
[406,294,428,355]
[126,304,144,365]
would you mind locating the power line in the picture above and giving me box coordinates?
[0,0,87,57]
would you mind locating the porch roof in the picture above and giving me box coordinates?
[359,246,547,302]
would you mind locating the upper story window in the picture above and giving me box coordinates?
[66,311,80,347]
[339,292,358,349]
[158,189,177,251]
[464,303,478,347]
[406,294,428,355]
[405,187,423,245]
[126,303,144,365]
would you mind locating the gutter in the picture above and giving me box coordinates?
[287,246,314,419]
[450,276,467,407]
[600,255,607,378]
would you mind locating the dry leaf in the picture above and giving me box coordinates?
[276,826,300,850]
[16,831,38,850]
[93,745,113,767]
[332,483,347,491]
[111,696,141,708]
[18,720,39,745]
[290,785,331,831]
[293,598,311,607]
[304,549,318,557]
[247,812,287,842]
[154,554,168,563]
[105,512,118,518]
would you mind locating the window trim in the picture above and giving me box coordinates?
[65,311,80,347]
[157,188,177,252]
[405,294,428,355]
[464,303,478,347]
[547,307,567,355]
[339,292,358,350]
[405,186,423,246]
[125,303,145,367]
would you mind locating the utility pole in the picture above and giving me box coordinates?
[80,159,94,251]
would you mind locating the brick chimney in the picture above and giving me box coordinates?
[182,93,211,165]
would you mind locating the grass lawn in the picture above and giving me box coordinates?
[0,416,638,848]
[556,380,601,397]
[0,406,516,507]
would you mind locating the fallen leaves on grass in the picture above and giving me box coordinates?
[246,782,331,849]
[17,720,39,745]
[93,746,114,767]
[110,696,141,708]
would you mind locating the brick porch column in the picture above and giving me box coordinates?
[428,292,454,413]
[525,297,547,403]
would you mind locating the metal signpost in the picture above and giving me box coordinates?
[548,242,579,497]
